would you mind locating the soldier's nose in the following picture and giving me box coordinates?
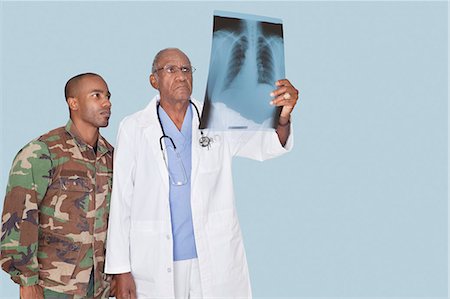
[103,100,112,108]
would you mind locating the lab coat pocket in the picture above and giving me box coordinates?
[197,138,223,174]
[129,221,163,283]
[206,209,246,284]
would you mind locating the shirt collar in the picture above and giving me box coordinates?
[158,104,192,150]
[65,119,112,156]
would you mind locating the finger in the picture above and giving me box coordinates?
[109,283,116,297]
[117,291,129,299]
[276,79,292,87]
[37,286,44,299]
[270,86,288,98]
[271,86,299,100]
[275,80,299,97]
[271,100,294,108]
[271,93,296,106]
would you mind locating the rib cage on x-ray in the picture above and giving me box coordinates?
[223,36,248,90]
[257,37,276,85]
[201,14,285,130]
[224,35,276,88]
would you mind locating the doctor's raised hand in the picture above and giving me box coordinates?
[270,78,299,146]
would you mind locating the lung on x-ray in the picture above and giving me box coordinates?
[200,11,285,131]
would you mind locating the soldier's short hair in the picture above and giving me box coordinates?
[64,73,101,100]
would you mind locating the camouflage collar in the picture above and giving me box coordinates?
[65,120,112,156]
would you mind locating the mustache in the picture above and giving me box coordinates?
[175,83,191,89]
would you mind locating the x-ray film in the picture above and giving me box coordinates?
[200,11,285,130]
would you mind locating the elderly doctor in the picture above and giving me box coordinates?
[105,48,298,299]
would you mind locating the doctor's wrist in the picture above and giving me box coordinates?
[278,116,291,127]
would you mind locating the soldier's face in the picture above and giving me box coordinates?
[76,76,112,128]
[151,49,193,104]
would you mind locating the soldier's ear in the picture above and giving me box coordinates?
[150,74,159,89]
[67,97,79,111]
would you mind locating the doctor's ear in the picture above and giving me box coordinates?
[150,74,159,89]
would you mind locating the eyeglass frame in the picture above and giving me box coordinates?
[153,64,196,75]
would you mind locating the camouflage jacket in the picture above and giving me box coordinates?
[0,120,113,298]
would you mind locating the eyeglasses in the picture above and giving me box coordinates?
[154,65,196,75]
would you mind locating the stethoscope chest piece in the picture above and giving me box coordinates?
[199,135,211,148]
[158,100,213,150]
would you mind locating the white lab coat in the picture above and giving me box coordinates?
[105,96,293,299]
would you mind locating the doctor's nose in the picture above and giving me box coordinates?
[175,71,188,81]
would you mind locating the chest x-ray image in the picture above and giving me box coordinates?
[200,11,285,131]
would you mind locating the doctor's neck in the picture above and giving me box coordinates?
[159,98,190,131]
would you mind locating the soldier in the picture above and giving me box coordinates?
[1,73,114,299]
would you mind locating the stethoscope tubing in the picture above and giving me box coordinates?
[156,100,210,151]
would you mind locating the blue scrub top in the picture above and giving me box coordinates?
[158,104,198,261]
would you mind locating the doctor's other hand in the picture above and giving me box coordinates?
[20,285,44,299]
[114,272,137,299]
[270,79,299,121]
[109,274,117,297]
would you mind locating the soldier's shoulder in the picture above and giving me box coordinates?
[36,126,67,144]
[15,125,66,158]
[13,139,50,165]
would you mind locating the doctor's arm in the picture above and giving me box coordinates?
[105,120,137,295]
[270,79,299,147]
[229,79,298,160]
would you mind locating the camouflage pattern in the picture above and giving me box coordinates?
[43,269,94,298]
[1,120,113,298]
[44,287,93,299]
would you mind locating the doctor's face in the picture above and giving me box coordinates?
[151,49,193,104]
[150,49,192,103]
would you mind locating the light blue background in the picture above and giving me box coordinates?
[0,1,447,298]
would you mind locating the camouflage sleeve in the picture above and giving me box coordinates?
[0,140,52,286]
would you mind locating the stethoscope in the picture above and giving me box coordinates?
[156,100,212,153]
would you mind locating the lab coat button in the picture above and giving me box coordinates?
[167,267,172,273]
[166,235,170,240]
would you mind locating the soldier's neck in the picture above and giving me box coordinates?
[71,120,99,147]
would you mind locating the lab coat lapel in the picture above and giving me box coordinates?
[190,99,203,189]
[140,97,170,188]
